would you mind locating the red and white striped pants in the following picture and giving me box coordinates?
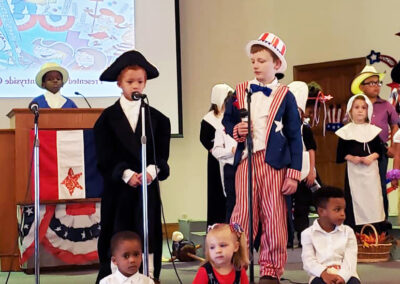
[230,150,287,278]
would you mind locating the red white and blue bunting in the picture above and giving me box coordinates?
[18,202,100,266]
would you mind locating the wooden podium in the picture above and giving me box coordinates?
[0,108,103,271]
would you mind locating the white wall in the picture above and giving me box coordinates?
[2,0,399,221]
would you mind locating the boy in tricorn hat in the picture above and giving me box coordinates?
[222,32,302,283]
[94,50,171,284]
[31,62,77,108]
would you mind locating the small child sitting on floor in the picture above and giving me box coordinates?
[301,187,360,284]
[100,231,154,284]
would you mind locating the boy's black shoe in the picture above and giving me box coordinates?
[259,276,279,284]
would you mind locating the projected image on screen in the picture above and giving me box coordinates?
[0,0,135,97]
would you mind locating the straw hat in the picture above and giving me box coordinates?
[350,65,385,95]
[35,62,69,89]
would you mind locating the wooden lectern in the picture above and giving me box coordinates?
[0,108,103,271]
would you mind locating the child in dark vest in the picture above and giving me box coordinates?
[193,223,249,284]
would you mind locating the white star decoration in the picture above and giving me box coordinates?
[24,224,29,229]
[81,232,86,239]
[55,227,61,231]
[26,208,33,216]
[274,119,284,136]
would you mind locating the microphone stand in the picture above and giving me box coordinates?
[33,111,41,284]
[138,96,150,276]
[245,88,254,283]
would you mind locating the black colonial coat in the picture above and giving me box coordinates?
[200,119,226,226]
[94,100,170,282]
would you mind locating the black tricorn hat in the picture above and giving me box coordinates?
[99,50,159,81]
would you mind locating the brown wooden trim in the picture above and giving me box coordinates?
[17,198,101,206]
[162,223,179,239]
[294,57,365,73]
[0,256,20,271]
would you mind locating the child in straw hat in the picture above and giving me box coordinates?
[31,62,77,108]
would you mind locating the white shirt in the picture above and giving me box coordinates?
[212,128,237,165]
[301,219,359,283]
[242,78,278,159]
[119,95,158,183]
[43,90,66,108]
[99,269,154,284]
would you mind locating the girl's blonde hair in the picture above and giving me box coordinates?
[203,223,249,270]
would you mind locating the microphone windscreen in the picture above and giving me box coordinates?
[239,108,248,118]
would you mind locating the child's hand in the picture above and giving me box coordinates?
[361,154,377,166]
[282,177,298,195]
[305,170,316,187]
[137,172,153,184]
[321,270,339,284]
[346,155,361,165]
[334,275,345,284]
[128,173,141,187]
[391,179,398,189]
[236,122,252,137]
[387,145,395,158]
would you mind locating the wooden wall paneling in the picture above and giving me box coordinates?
[0,130,18,271]
[293,57,366,188]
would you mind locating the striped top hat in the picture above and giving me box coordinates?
[246,32,287,73]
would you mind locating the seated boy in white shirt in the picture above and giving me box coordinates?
[301,187,360,284]
[100,231,154,284]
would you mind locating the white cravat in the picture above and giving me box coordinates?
[120,95,141,133]
[43,90,66,108]
[119,95,158,183]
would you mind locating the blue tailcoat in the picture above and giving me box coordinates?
[222,83,302,172]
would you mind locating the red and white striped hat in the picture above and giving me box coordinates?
[246,32,287,73]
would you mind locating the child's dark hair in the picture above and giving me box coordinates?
[313,186,344,209]
[305,99,315,109]
[209,90,234,115]
[110,231,142,255]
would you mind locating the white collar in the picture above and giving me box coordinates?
[115,268,129,282]
[43,90,66,108]
[250,77,278,89]
[120,94,141,108]
[203,111,223,130]
[312,219,344,234]
[335,122,381,143]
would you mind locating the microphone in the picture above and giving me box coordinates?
[29,101,39,116]
[74,91,92,108]
[239,108,248,121]
[131,91,147,101]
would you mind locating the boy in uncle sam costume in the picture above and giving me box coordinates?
[222,32,302,283]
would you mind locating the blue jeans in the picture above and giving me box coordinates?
[286,195,294,246]
[311,276,360,284]
[378,153,389,218]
